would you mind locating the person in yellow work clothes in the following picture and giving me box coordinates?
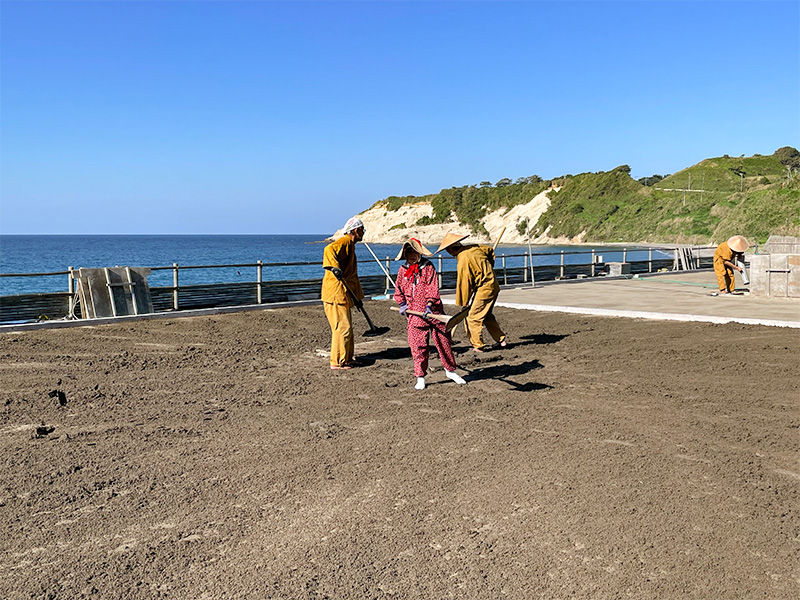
[712,235,749,295]
[321,217,365,369]
[437,232,507,352]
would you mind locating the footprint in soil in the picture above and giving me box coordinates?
[35,423,55,437]
[309,421,345,440]
[48,389,67,406]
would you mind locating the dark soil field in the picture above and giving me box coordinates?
[1,302,798,599]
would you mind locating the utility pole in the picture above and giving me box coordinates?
[684,174,691,206]
[701,173,705,202]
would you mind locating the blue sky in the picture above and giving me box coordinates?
[1,0,798,235]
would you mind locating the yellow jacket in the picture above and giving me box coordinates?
[713,241,735,266]
[321,236,364,305]
[455,245,499,306]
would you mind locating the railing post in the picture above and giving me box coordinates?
[648,248,653,272]
[523,252,528,282]
[673,249,679,271]
[623,248,627,263]
[385,257,391,293]
[173,263,179,310]
[68,267,75,318]
[257,260,263,304]
[530,257,536,288]
[591,250,595,277]
[502,254,507,285]
[560,250,565,278]
[437,256,443,288]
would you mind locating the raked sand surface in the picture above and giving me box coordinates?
[1,303,798,598]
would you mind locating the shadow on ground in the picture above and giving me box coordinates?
[361,347,412,362]
[465,359,552,392]
[517,333,570,345]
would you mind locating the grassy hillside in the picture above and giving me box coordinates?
[370,149,800,244]
[533,166,644,241]
[634,152,798,243]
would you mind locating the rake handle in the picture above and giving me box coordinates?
[390,306,450,323]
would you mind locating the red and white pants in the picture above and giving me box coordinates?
[407,322,457,377]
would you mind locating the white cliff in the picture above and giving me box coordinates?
[327,187,586,245]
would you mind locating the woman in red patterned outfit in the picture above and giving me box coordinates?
[394,238,467,390]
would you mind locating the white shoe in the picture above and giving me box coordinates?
[415,377,426,390]
[445,370,466,385]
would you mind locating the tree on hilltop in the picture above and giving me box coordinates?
[774,146,799,164]
[775,146,800,179]
[638,174,665,186]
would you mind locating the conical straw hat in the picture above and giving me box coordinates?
[395,238,434,260]
[727,235,749,253]
[436,232,469,254]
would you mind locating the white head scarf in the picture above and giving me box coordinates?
[343,217,364,233]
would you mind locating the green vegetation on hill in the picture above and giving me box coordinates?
[638,150,799,243]
[534,166,642,240]
[370,148,800,244]
[537,151,800,243]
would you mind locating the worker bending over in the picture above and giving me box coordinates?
[437,232,507,352]
[713,235,749,295]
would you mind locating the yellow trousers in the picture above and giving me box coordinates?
[323,301,354,367]
[464,285,506,349]
[713,260,735,292]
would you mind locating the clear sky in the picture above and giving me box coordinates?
[1,0,798,235]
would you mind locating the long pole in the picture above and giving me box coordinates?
[362,241,397,288]
[493,226,507,250]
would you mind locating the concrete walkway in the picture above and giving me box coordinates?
[442,270,800,329]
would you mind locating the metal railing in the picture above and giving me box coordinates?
[0,246,712,324]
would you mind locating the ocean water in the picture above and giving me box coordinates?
[0,235,666,296]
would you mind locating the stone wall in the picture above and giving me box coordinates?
[749,254,800,297]
[760,235,800,255]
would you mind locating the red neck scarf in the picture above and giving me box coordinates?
[404,262,420,280]
[403,239,425,280]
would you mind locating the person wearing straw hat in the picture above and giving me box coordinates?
[712,235,749,295]
[394,238,466,390]
[437,232,507,352]
[321,217,366,369]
